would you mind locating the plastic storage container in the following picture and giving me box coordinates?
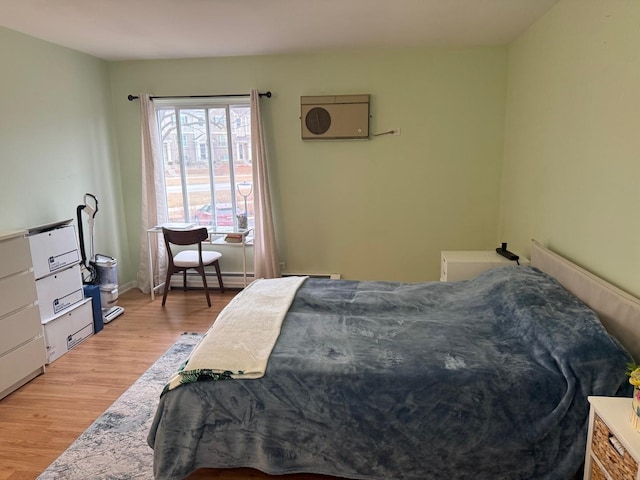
[94,254,119,311]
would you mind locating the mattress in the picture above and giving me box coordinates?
[148,266,633,480]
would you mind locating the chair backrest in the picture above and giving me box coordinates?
[162,227,209,269]
[162,227,209,249]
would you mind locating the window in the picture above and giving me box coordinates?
[156,99,253,231]
[198,143,207,161]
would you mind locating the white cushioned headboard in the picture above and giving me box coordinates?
[531,239,640,362]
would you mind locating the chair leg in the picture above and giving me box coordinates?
[183,270,187,291]
[214,260,225,293]
[161,268,173,306]
[198,267,211,307]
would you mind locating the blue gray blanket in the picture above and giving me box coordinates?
[148,266,632,480]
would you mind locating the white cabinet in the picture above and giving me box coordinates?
[440,250,530,282]
[0,230,46,400]
[584,396,640,480]
[28,225,93,364]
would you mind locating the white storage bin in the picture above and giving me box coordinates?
[28,225,80,279]
[36,264,84,322]
[42,298,93,364]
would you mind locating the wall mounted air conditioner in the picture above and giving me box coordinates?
[301,94,370,140]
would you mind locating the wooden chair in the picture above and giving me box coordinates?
[161,227,224,307]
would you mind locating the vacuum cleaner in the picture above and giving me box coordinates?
[76,193,125,324]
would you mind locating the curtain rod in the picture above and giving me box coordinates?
[127,91,271,101]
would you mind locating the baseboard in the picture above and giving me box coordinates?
[169,271,342,290]
[124,271,342,295]
[120,281,136,294]
[169,272,254,290]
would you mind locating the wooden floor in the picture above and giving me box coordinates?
[0,288,339,480]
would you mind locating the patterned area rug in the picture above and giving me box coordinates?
[37,333,203,480]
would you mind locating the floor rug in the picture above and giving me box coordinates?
[37,333,203,480]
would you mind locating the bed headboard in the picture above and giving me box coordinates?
[530,240,640,362]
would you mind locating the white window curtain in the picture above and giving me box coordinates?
[135,90,278,291]
[136,94,168,293]
[250,89,280,279]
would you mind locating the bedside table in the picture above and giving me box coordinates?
[584,396,640,480]
[440,250,530,282]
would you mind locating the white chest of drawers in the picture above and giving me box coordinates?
[0,230,46,400]
[584,396,640,480]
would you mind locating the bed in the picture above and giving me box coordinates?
[148,240,640,480]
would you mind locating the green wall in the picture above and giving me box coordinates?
[0,27,131,280]
[4,0,638,293]
[500,0,640,297]
[110,48,508,282]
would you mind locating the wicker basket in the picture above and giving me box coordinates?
[590,460,607,480]
[592,415,638,480]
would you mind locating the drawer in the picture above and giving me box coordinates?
[0,305,42,355]
[0,336,46,395]
[0,270,38,318]
[592,415,639,480]
[0,235,31,279]
[590,459,607,480]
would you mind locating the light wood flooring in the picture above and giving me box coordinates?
[0,288,339,480]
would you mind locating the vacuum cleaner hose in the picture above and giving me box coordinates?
[76,204,97,284]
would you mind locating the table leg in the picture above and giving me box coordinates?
[147,230,155,300]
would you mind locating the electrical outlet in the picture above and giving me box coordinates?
[279,262,285,271]
[390,128,401,136]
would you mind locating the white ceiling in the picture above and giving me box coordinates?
[0,0,559,61]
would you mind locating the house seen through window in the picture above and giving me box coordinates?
[156,99,254,231]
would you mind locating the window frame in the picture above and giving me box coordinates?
[154,97,252,231]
